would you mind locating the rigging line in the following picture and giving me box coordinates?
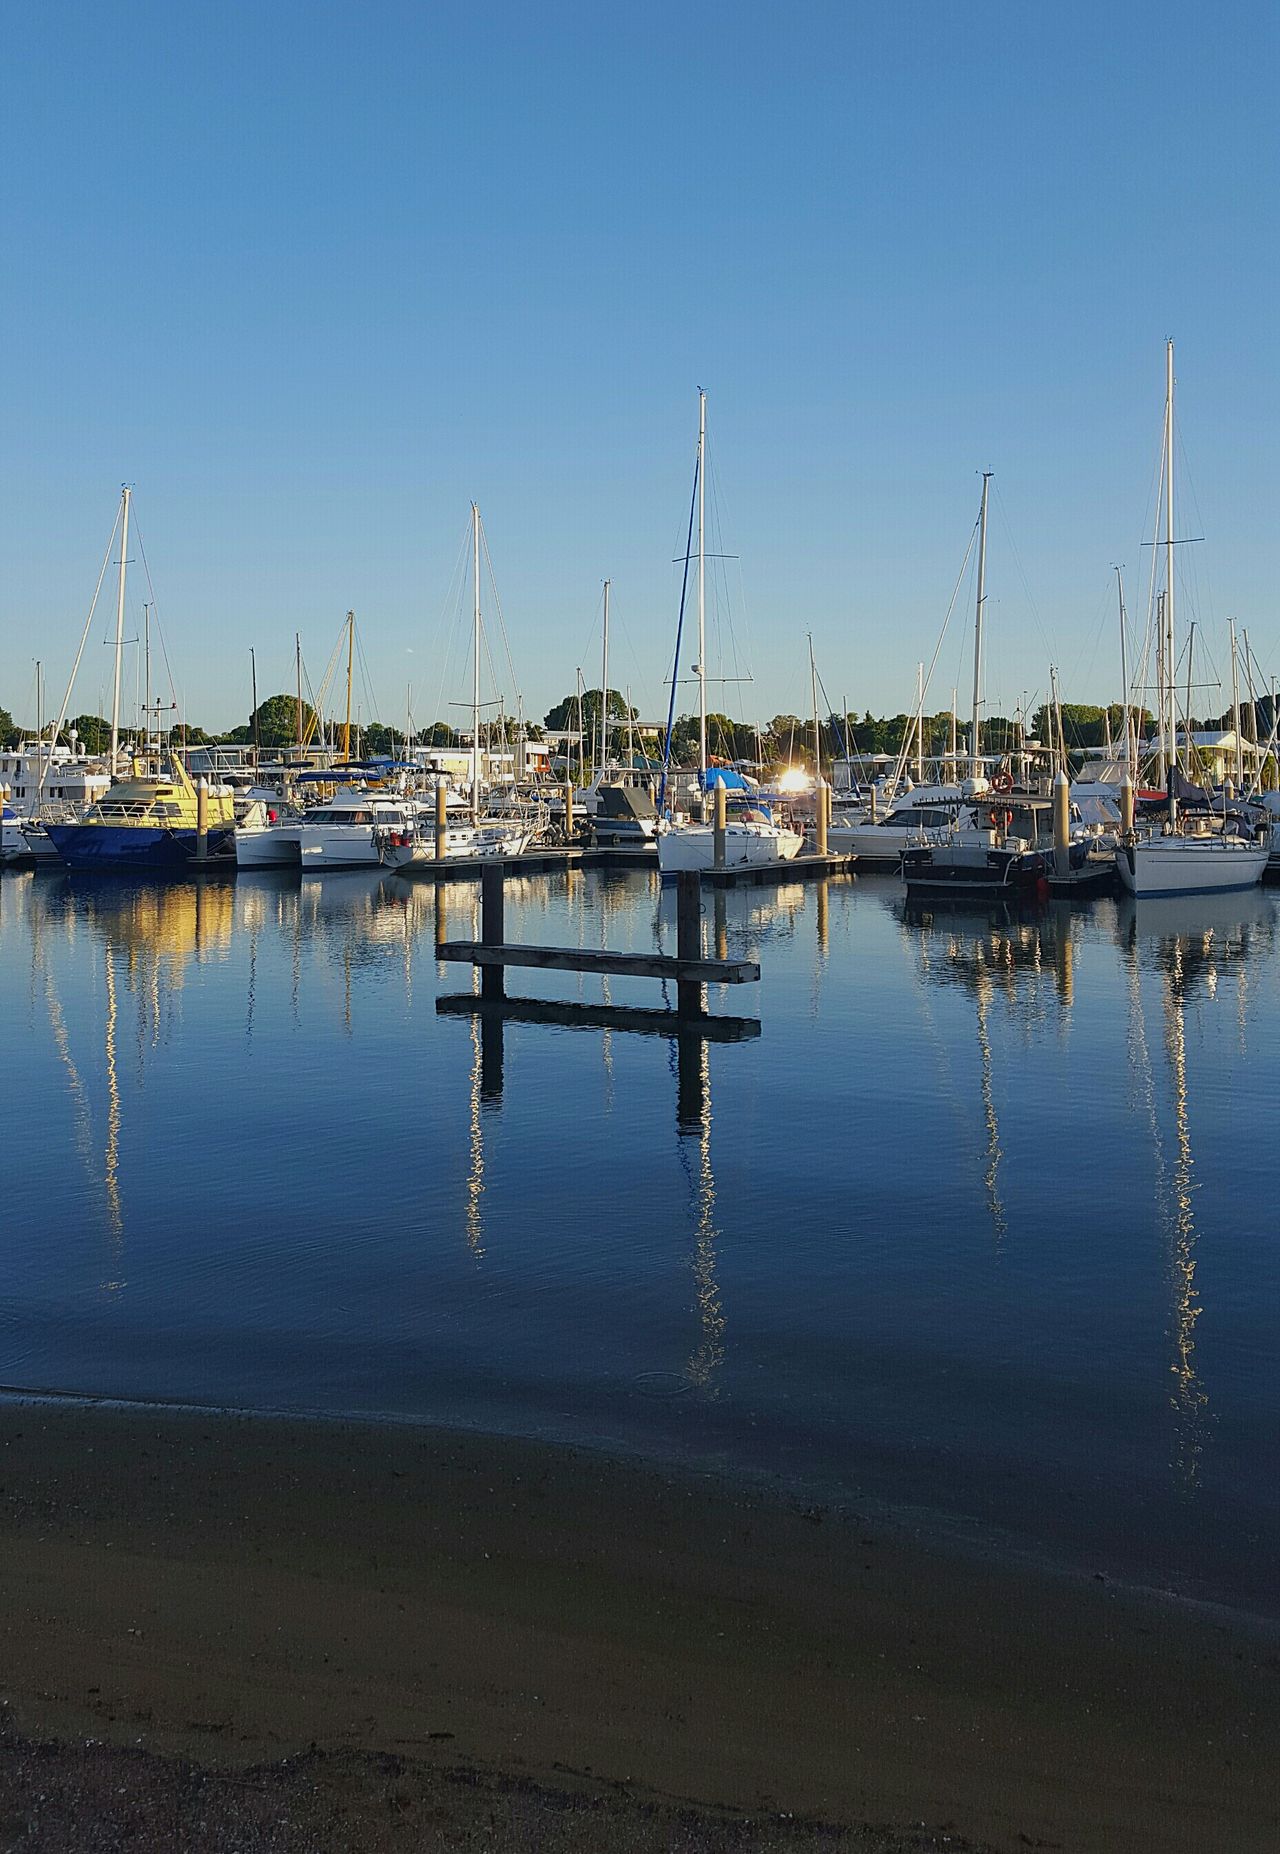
[38,503,121,795]
[479,519,522,706]
[992,481,1053,662]
[430,518,474,728]
[660,446,701,812]
[131,515,182,723]
[890,514,980,790]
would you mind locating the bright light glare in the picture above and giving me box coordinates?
[776,767,811,794]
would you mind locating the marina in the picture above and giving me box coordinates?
[3,857,1279,1624]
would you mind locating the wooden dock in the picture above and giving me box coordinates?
[391,843,851,886]
[436,866,758,1021]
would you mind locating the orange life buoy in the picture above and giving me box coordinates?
[991,771,1014,793]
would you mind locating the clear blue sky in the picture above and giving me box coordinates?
[2,1,1276,734]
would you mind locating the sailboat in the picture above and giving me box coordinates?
[656,392,802,873]
[381,505,534,871]
[45,489,238,870]
[1116,344,1268,898]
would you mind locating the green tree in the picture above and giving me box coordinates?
[248,693,319,748]
[543,688,635,732]
[0,705,18,749]
[70,714,113,753]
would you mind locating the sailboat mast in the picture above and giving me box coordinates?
[915,661,925,782]
[250,648,260,767]
[808,634,821,787]
[471,503,482,821]
[575,667,584,780]
[971,472,991,781]
[343,611,355,762]
[697,390,707,788]
[1115,566,1131,767]
[1229,618,1242,785]
[600,579,611,775]
[109,485,131,769]
[1164,341,1177,822]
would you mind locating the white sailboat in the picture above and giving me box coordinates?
[1117,343,1268,899]
[657,392,802,873]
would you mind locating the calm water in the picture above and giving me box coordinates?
[3,863,1278,1614]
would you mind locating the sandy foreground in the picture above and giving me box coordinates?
[0,1399,1274,1854]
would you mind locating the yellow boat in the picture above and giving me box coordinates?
[45,756,237,871]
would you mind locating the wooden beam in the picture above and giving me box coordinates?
[436,994,761,1041]
[434,941,759,984]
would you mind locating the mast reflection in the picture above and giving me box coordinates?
[1118,890,1276,1486]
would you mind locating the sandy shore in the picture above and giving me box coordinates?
[0,1398,1274,1853]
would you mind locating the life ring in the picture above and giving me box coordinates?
[991,771,1014,793]
[987,807,1014,831]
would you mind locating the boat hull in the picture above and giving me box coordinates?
[901,843,1048,899]
[657,823,803,872]
[1116,836,1269,897]
[44,823,237,870]
[235,826,302,868]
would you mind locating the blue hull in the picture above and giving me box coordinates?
[44,824,237,871]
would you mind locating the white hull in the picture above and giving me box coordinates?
[829,822,918,860]
[1116,834,1268,897]
[235,824,301,867]
[657,822,803,872]
[382,825,533,870]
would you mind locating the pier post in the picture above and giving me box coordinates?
[815,780,828,857]
[1053,770,1070,877]
[869,783,878,823]
[480,863,505,999]
[713,781,727,870]
[195,776,209,864]
[564,783,574,837]
[435,781,448,861]
[675,870,703,1019]
[1120,774,1135,834]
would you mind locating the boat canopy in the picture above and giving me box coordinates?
[700,767,756,793]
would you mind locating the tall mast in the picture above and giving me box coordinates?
[109,485,132,769]
[949,688,957,769]
[471,502,482,820]
[971,472,991,781]
[250,648,260,767]
[600,578,611,774]
[143,605,152,751]
[575,666,583,779]
[808,633,821,785]
[1229,617,1242,784]
[697,389,707,786]
[1115,566,1131,766]
[1164,340,1177,822]
[343,610,355,762]
[915,661,925,782]
[295,633,304,756]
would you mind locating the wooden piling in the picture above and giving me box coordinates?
[480,863,505,999]
[675,869,704,1018]
[1053,770,1070,878]
[815,781,828,856]
[564,783,574,836]
[435,781,448,861]
[1120,774,1135,834]
[195,777,209,863]
[713,781,727,870]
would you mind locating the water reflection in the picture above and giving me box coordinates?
[1117,889,1277,1486]
[897,906,1082,1244]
